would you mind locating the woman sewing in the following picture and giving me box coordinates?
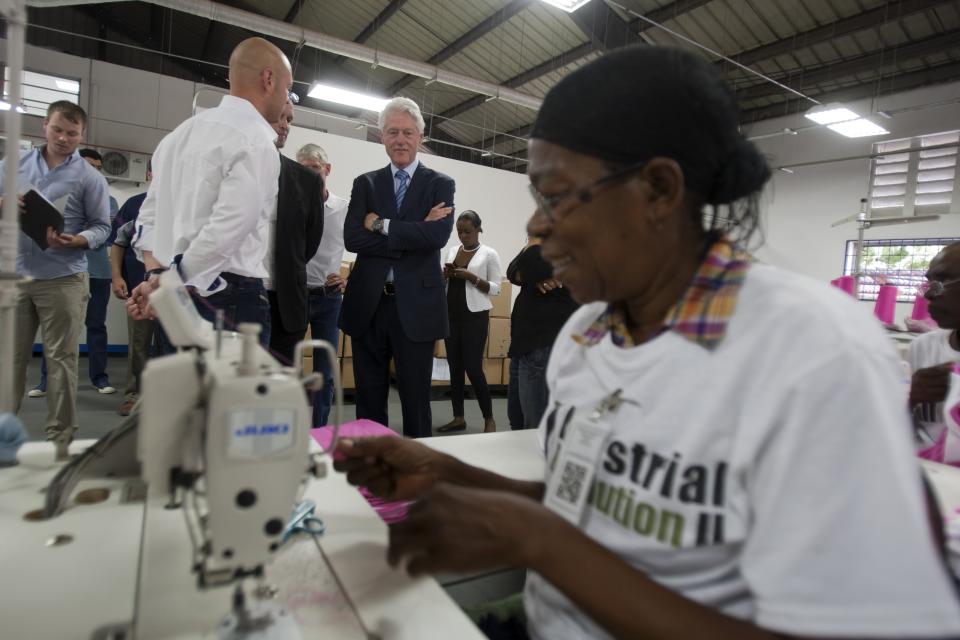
[335,46,960,639]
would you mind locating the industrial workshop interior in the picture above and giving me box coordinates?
[2,0,960,637]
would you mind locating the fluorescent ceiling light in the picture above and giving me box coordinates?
[827,118,889,138]
[307,83,388,112]
[55,79,80,93]
[804,104,860,125]
[0,101,26,113]
[539,0,593,12]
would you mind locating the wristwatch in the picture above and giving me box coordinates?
[371,217,384,233]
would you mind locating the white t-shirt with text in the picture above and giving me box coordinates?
[527,263,960,639]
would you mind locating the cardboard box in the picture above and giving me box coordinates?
[340,263,351,280]
[302,353,313,374]
[487,317,511,358]
[341,357,355,389]
[489,280,512,318]
[502,358,511,385]
[483,358,503,385]
[343,334,352,357]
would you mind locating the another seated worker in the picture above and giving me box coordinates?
[334,46,960,639]
[911,241,960,454]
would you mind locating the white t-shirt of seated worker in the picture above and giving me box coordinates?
[527,263,960,640]
[909,329,960,443]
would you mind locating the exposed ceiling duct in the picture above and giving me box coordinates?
[24,0,544,113]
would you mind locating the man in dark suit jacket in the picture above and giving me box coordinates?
[266,101,324,363]
[340,97,455,438]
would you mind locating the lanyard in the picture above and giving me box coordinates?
[544,389,627,525]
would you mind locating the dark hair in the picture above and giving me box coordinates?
[46,100,87,128]
[531,46,770,244]
[79,148,102,162]
[457,210,482,230]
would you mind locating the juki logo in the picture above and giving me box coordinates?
[235,424,290,437]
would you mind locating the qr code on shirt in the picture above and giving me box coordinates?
[556,460,588,504]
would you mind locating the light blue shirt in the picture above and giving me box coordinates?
[1,147,111,280]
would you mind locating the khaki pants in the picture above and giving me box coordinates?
[124,316,154,400]
[13,273,89,439]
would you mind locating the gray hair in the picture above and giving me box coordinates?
[296,143,329,165]
[378,97,425,134]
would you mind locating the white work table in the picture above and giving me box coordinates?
[0,430,544,639]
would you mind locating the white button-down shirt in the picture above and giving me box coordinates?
[306,191,349,288]
[136,95,280,293]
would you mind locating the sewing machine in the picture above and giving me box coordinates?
[0,271,484,639]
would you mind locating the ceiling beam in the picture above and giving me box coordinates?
[282,0,302,23]
[725,0,951,69]
[740,58,960,123]
[354,0,411,44]
[387,0,534,96]
[568,0,637,53]
[736,28,960,102]
[434,0,710,126]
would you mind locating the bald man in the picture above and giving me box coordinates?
[129,37,293,341]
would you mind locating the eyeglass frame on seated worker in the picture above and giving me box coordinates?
[919,278,960,298]
[528,160,648,223]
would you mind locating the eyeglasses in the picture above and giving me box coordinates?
[528,160,647,222]
[288,91,300,104]
[919,278,960,298]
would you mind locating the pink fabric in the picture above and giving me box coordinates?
[918,429,948,463]
[311,420,412,524]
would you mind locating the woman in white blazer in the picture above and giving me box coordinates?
[438,211,503,433]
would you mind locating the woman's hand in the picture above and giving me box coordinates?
[450,267,474,282]
[388,482,553,576]
[536,278,562,294]
[333,436,450,501]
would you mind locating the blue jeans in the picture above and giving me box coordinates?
[517,347,550,430]
[308,290,342,427]
[37,277,112,390]
[191,276,269,346]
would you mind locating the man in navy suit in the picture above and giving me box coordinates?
[340,98,454,438]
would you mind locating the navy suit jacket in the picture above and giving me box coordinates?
[339,162,455,343]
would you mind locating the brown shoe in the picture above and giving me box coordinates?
[483,418,497,433]
[118,398,136,416]
[437,419,467,433]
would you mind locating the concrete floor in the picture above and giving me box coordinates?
[15,354,515,441]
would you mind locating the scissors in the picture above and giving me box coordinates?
[282,499,325,544]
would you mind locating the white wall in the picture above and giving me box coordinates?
[748,81,960,324]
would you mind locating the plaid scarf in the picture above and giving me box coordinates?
[572,236,750,350]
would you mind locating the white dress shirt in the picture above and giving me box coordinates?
[306,191,349,288]
[136,95,280,293]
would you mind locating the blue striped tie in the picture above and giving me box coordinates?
[395,169,408,211]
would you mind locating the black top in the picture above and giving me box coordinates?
[506,245,579,358]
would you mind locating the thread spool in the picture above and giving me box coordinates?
[874,285,897,325]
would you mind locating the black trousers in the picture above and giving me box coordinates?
[353,294,434,438]
[266,290,301,365]
[445,310,492,419]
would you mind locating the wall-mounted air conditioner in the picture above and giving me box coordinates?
[97,147,149,183]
